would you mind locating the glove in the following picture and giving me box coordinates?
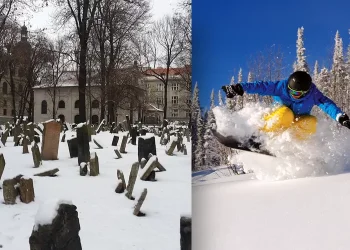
[221,84,244,98]
[338,114,350,129]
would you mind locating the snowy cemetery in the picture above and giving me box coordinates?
[0,117,191,250]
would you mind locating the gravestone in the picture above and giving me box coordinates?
[31,143,42,168]
[34,168,59,177]
[115,170,126,193]
[133,188,147,216]
[131,127,137,145]
[140,156,159,181]
[110,122,116,133]
[93,139,103,149]
[1,129,9,146]
[19,177,35,203]
[139,129,147,136]
[29,203,82,250]
[28,123,35,142]
[114,149,122,159]
[180,217,192,250]
[125,162,139,200]
[67,137,78,158]
[0,153,5,180]
[3,178,18,204]
[183,145,187,155]
[22,136,29,154]
[120,135,128,154]
[41,121,61,160]
[80,163,88,176]
[13,125,21,145]
[96,119,105,134]
[112,136,119,146]
[166,138,178,156]
[89,153,99,176]
[138,136,156,162]
[140,158,147,169]
[77,124,90,166]
[61,133,66,142]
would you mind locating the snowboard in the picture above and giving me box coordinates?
[210,128,275,157]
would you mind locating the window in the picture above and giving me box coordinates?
[171,109,178,117]
[157,83,163,91]
[58,100,65,109]
[171,83,179,91]
[3,109,7,116]
[2,82,8,94]
[156,97,163,104]
[171,96,179,104]
[92,100,99,109]
[41,100,47,114]
[74,100,79,108]
[92,115,99,124]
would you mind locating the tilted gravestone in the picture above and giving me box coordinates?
[29,203,82,250]
[138,136,156,162]
[89,153,99,176]
[133,188,147,216]
[140,158,147,169]
[114,149,122,159]
[77,123,90,166]
[41,120,61,160]
[115,170,126,193]
[31,143,42,168]
[0,153,5,180]
[125,162,139,200]
[67,137,78,158]
[93,139,103,149]
[140,156,159,181]
[119,135,128,154]
[112,136,119,146]
[61,133,66,142]
[166,138,178,156]
[34,168,59,177]
[1,129,9,146]
[180,217,192,250]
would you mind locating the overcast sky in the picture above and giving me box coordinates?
[19,0,182,38]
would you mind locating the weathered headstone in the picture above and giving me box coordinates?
[34,168,59,177]
[133,188,147,216]
[180,217,192,250]
[41,120,61,160]
[89,152,99,176]
[140,156,159,181]
[140,158,147,169]
[61,133,66,142]
[120,135,128,154]
[96,119,105,134]
[1,129,9,146]
[22,136,29,154]
[114,149,122,159]
[131,127,137,145]
[112,135,119,146]
[183,145,187,155]
[31,143,42,168]
[28,123,35,142]
[93,139,103,149]
[19,177,35,203]
[138,136,156,162]
[0,153,5,180]
[80,163,88,176]
[67,137,78,158]
[77,124,90,166]
[166,138,178,156]
[125,115,132,133]
[110,122,116,133]
[29,203,82,250]
[3,178,18,204]
[13,125,20,145]
[125,162,139,200]
[115,170,126,193]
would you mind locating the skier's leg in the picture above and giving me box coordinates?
[290,115,317,140]
[261,106,294,132]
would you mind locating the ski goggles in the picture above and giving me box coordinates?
[288,85,310,98]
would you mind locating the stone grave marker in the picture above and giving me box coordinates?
[77,123,90,166]
[3,178,18,204]
[125,162,139,200]
[22,136,29,154]
[138,136,156,162]
[89,152,99,176]
[131,127,137,145]
[31,143,42,168]
[166,138,178,156]
[140,158,147,169]
[180,217,192,250]
[93,139,103,149]
[140,156,159,181]
[96,119,105,133]
[19,177,35,203]
[41,120,61,160]
[112,135,119,146]
[29,203,82,250]
[0,153,5,180]
[27,123,34,142]
[183,144,187,155]
[1,129,9,146]
[67,137,78,158]
[120,135,128,154]
[114,149,122,159]
[110,122,116,133]
[133,188,147,216]
[34,168,59,177]
[61,133,66,142]
[115,170,126,193]
[80,163,88,176]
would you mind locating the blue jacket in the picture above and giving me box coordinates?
[240,79,343,121]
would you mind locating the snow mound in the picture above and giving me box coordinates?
[213,103,350,180]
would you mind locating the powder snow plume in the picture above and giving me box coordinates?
[213,103,350,180]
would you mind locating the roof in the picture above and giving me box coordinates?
[144,65,191,76]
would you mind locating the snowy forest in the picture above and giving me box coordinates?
[192,26,350,171]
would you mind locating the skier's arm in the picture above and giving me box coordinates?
[240,80,281,96]
[315,91,344,121]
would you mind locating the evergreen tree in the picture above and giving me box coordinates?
[318,67,331,96]
[191,82,201,170]
[313,60,319,85]
[195,109,205,170]
[294,27,309,73]
[218,90,224,106]
[237,68,244,109]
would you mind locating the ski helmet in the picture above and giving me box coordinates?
[287,71,312,91]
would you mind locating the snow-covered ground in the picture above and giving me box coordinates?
[192,104,350,250]
[0,131,191,250]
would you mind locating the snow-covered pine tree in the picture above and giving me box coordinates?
[191,82,201,170]
[195,108,205,170]
[313,60,319,85]
[313,67,331,119]
[294,27,309,73]
[345,40,350,114]
[203,89,221,167]
[331,31,346,110]
[246,71,257,103]
[218,90,224,106]
[237,68,244,109]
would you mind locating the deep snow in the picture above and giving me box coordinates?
[0,130,191,250]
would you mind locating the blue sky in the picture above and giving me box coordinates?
[193,0,350,108]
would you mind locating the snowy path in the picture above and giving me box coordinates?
[0,132,191,250]
[193,172,350,250]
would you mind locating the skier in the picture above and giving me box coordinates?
[222,71,350,140]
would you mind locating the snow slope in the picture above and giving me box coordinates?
[0,131,191,250]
